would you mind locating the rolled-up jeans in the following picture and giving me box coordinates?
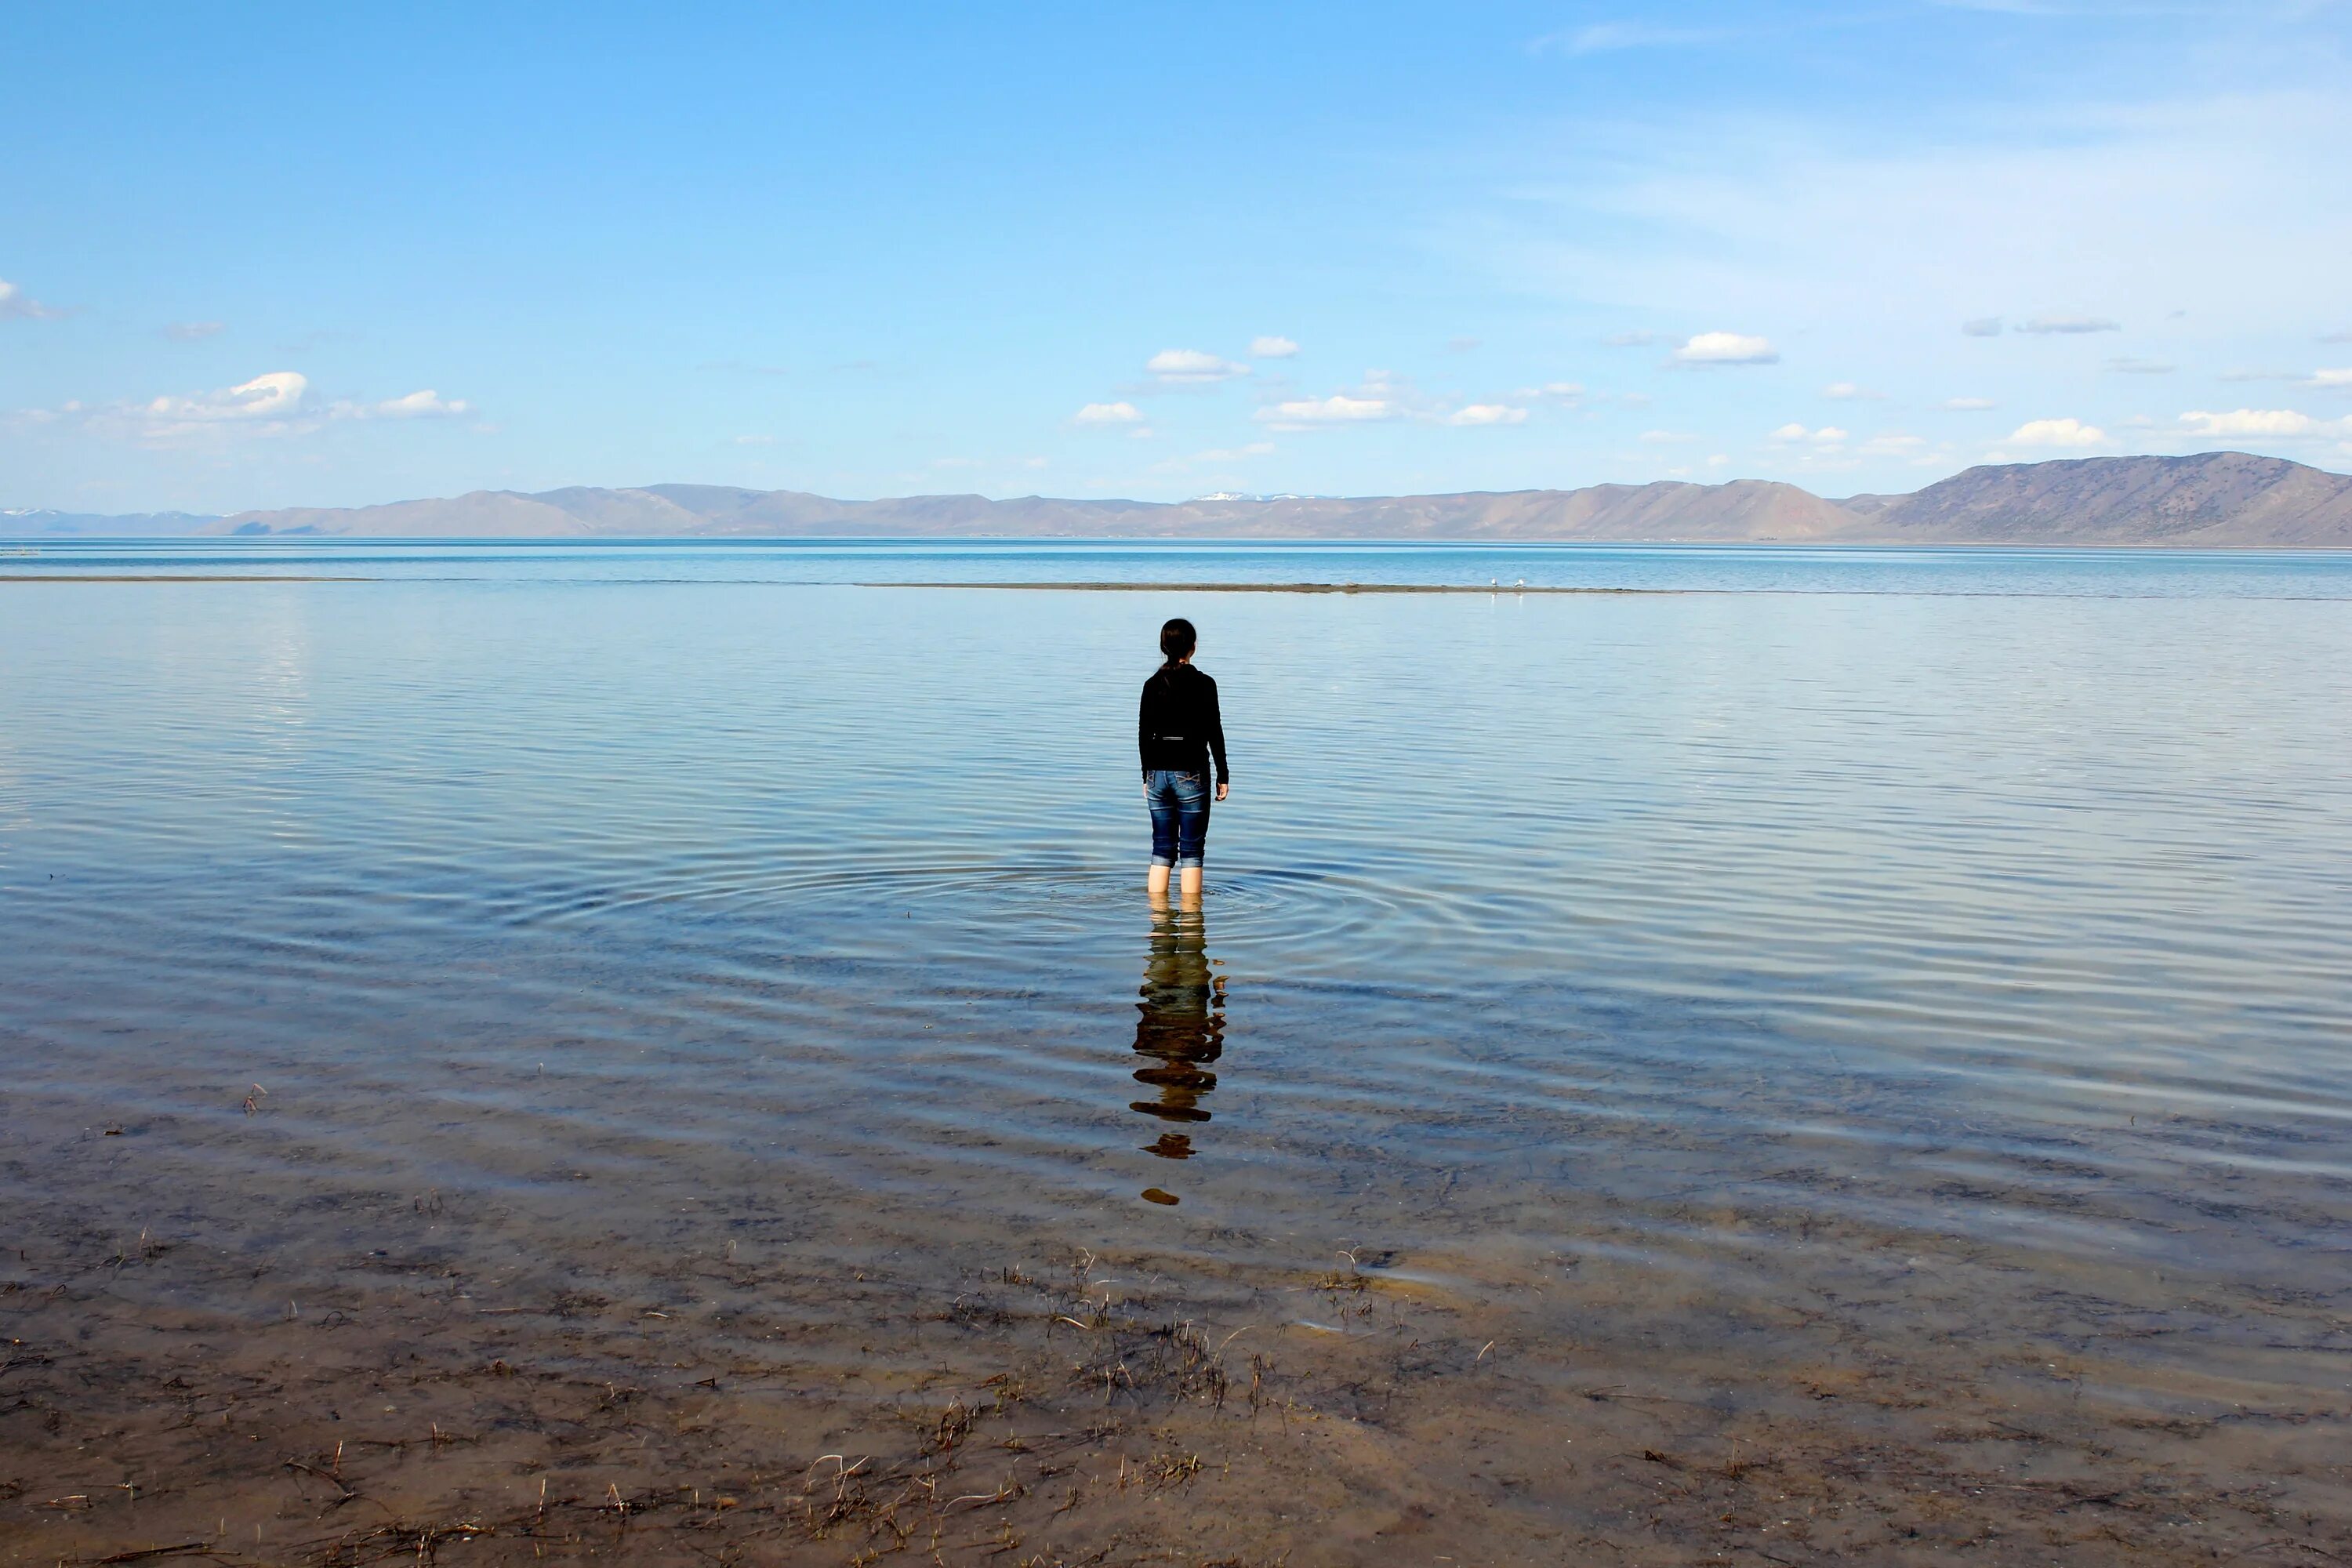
[1145,768,1210,869]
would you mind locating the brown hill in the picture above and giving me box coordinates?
[1860,452,2352,546]
[159,451,2352,546]
[207,477,1857,541]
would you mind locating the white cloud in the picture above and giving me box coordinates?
[1073,400,1144,425]
[1254,394,1393,428]
[2015,314,2121,334]
[1672,331,1778,365]
[32,370,318,442]
[1513,381,1587,404]
[2176,407,2351,439]
[1248,336,1300,358]
[1769,423,1848,444]
[2006,416,2109,447]
[1446,403,1528,426]
[1480,89,2352,458]
[162,321,224,343]
[1942,397,1998,410]
[147,371,310,424]
[1961,318,2004,337]
[359,389,472,419]
[0,278,64,321]
[1148,348,1249,383]
[2104,357,2174,374]
[29,371,481,443]
[1822,382,1882,400]
[2306,368,2352,389]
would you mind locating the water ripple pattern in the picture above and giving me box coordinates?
[4,544,2350,1403]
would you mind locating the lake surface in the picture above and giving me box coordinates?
[5,539,2350,1564]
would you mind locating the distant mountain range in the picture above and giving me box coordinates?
[0,507,223,538]
[7,452,2350,546]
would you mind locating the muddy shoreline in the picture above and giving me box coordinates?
[9,1111,2347,1566]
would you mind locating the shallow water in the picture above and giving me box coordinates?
[4,542,2350,1563]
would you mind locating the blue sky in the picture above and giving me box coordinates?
[5,1,2350,514]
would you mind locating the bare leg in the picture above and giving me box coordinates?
[1178,865,1203,910]
[1147,862,1171,905]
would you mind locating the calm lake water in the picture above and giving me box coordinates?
[5,539,2350,1561]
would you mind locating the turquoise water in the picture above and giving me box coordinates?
[8,533,2352,596]
[4,541,2350,1508]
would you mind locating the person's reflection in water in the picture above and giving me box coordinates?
[1129,903,1225,1206]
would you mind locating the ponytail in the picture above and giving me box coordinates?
[1156,618,1197,686]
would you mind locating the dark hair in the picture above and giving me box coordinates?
[1156,618,1196,684]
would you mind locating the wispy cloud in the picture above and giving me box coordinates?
[347,389,472,419]
[2104,356,2174,373]
[2014,314,2121,334]
[1247,335,1299,359]
[2176,407,2352,439]
[1673,331,1779,365]
[143,371,311,430]
[162,321,224,343]
[1147,348,1249,384]
[1600,330,1665,347]
[1533,21,1739,56]
[19,371,477,443]
[1822,382,1882,400]
[1962,317,2005,337]
[1446,403,1528,426]
[1150,440,1276,474]
[1073,400,1145,425]
[0,278,66,321]
[1254,394,1394,429]
[1942,397,1999,410]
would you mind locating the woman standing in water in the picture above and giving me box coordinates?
[1139,617,1231,909]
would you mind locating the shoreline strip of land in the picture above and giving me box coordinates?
[863,581,1671,593]
[0,573,370,583]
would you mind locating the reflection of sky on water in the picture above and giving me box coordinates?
[2,548,2348,1360]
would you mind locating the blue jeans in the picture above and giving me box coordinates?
[1145,769,1210,869]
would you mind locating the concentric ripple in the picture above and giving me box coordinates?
[4,550,2351,1476]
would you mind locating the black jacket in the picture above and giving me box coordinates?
[1138,664,1229,783]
